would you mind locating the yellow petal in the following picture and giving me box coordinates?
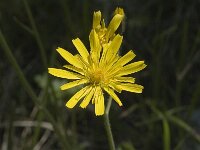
[113,77,135,83]
[72,38,89,63]
[109,82,122,93]
[92,86,101,104]
[118,83,144,93]
[89,30,101,63]
[115,50,136,67]
[99,43,110,66]
[104,34,123,63]
[104,50,136,75]
[63,65,84,75]
[117,61,147,76]
[48,68,81,79]
[95,92,105,116]
[80,88,95,108]
[106,14,123,39]
[93,11,101,29]
[60,79,88,90]
[75,54,90,68]
[56,47,82,68]
[66,86,91,108]
[106,65,123,79]
[103,87,122,106]
[103,55,120,73]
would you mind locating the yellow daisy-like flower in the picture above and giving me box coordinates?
[92,8,124,45]
[48,30,146,116]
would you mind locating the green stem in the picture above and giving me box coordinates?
[22,0,48,68]
[103,96,115,150]
[148,102,171,150]
[162,117,170,150]
[0,29,70,150]
[166,114,200,143]
[0,30,39,107]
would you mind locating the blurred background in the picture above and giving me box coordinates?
[0,0,200,149]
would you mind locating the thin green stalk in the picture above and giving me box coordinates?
[166,114,200,143]
[0,30,70,149]
[31,78,50,148]
[22,0,47,68]
[59,0,75,35]
[14,17,34,35]
[162,117,170,150]
[106,96,113,114]
[22,0,58,106]
[188,78,200,116]
[31,111,44,148]
[18,1,71,147]
[174,136,187,150]
[0,30,39,107]
[103,96,115,150]
[148,102,171,150]
[22,0,61,130]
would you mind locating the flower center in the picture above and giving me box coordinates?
[89,68,105,85]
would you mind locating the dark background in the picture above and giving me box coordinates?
[0,0,200,149]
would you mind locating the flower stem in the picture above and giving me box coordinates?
[103,96,115,150]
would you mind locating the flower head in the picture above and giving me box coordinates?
[48,30,146,116]
[92,8,124,45]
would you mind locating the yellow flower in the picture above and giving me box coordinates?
[48,30,146,116]
[114,7,125,16]
[92,8,124,45]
